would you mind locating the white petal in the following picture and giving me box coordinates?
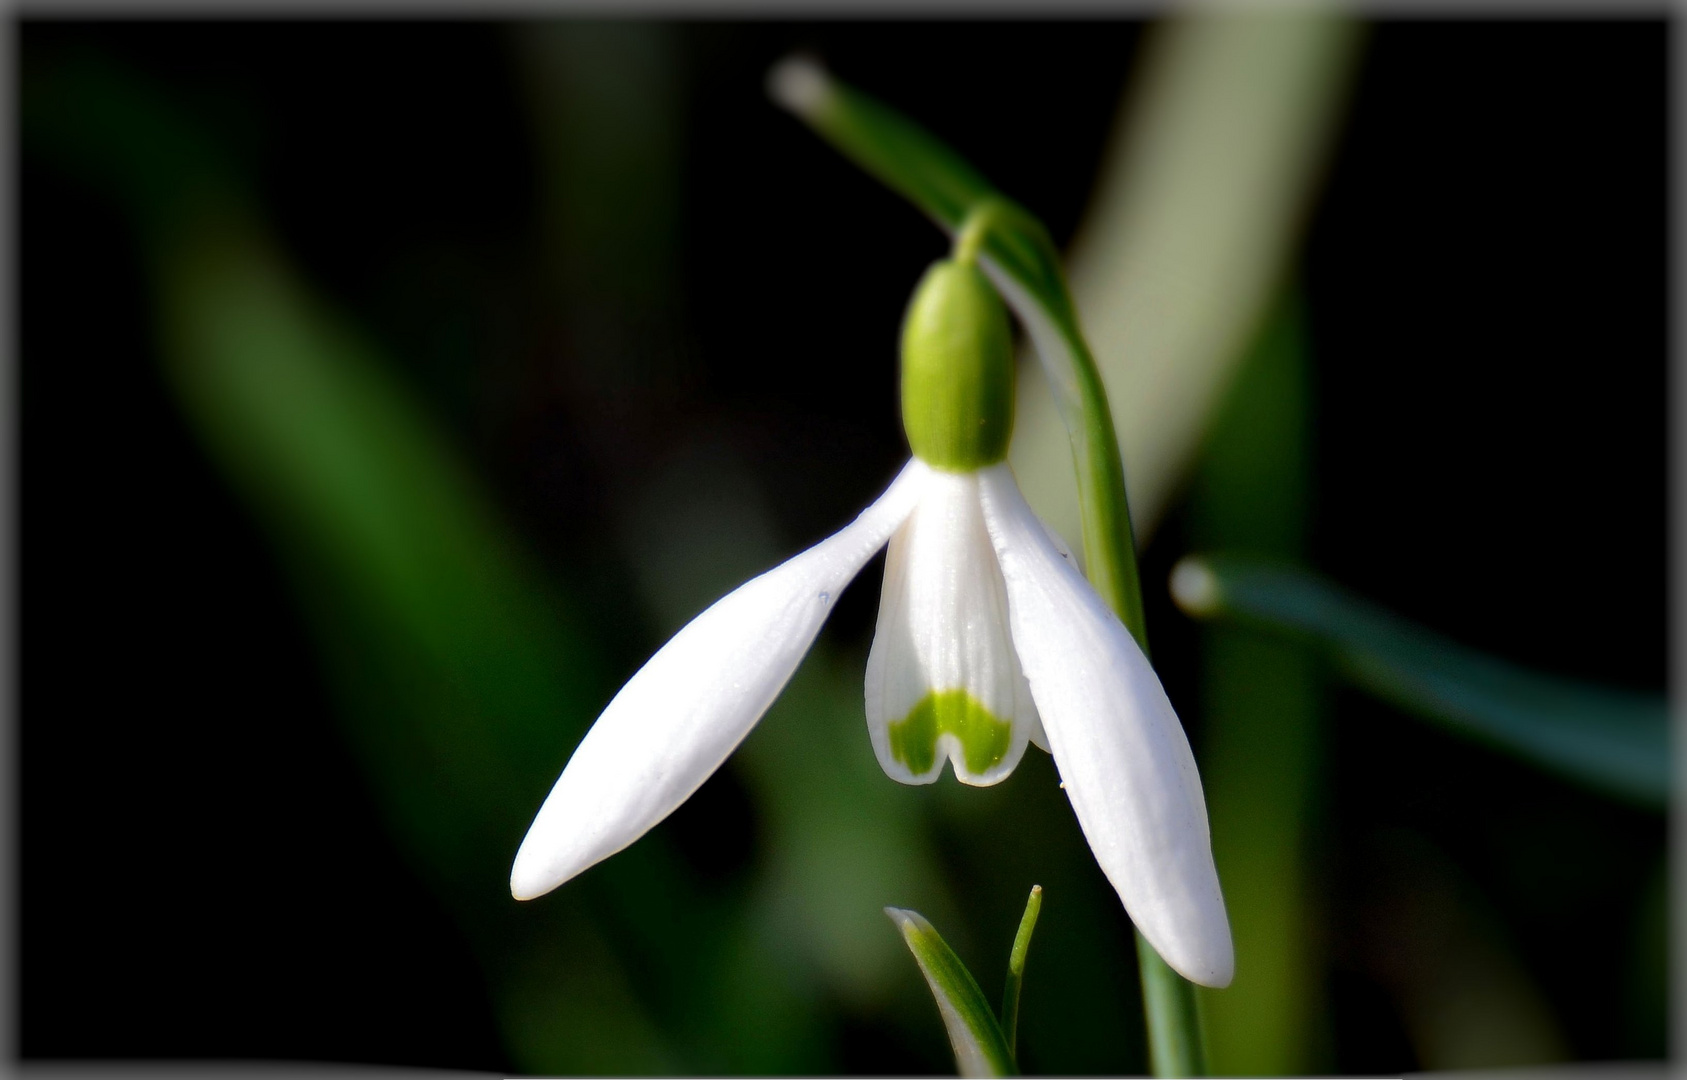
[511,460,930,901]
[864,470,1040,787]
[976,463,1234,987]
[1023,520,1072,754]
[1022,700,1050,755]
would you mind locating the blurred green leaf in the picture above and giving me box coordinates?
[1188,291,1327,1074]
[156,216,600,875]
[22,54,702,1073]
[887,906,1017,1078]
[1172,554,1669,808]
[1135,936,1208,1078]
[21,50,235,243]
[153,205,687,1075]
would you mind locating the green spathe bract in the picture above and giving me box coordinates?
[901,259,1015,472]
[888,688,1015,776]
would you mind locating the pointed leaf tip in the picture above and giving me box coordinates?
[888,905,1016,1077]
[1169,556,1221,617]
[1001,884,1044,1057]
[767,53,832,118]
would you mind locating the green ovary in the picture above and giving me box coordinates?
[899,259,1015,471]
[888,689,1014,777]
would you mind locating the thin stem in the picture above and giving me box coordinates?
[952,199,1010,266]
[1137,933,1208,1077]
[1000,884,1043,1058]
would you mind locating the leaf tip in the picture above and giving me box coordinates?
[886,906,943,948]
[884,905,918,930]
[767,52,833,118]
[1170,555,1222,617]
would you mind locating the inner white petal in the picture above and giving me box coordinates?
[864,470,1040,786]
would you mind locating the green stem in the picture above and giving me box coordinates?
[1137,933,1209,1077]
[1000,884,1043,1058]
[952,199,1010,266]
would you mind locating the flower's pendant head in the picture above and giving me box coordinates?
[868,254,1051,786]
[510,239,1234,987]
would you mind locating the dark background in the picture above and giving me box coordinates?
[19,19,1667,1074]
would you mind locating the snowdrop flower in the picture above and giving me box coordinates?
[512,253,1233,988]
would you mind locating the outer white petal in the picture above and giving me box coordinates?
[976,463,1234,988]
[1020,518,1075,754]
[511,460,930,901]
[864,470,1039,787]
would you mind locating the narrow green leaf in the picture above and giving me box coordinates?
[886,906,1017,1078]
[1189,291,1322,1075]
[1000,884,1043,1058]
[1171,554,1669,808]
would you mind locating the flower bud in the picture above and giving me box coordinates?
[899,258,1016,472]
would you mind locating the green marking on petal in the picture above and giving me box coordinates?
[889,689,1014,777]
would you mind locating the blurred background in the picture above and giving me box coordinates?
[18,17,1666,1076]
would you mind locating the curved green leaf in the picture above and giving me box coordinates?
[1171,554,1669,808]
[886,906,1017,1078]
